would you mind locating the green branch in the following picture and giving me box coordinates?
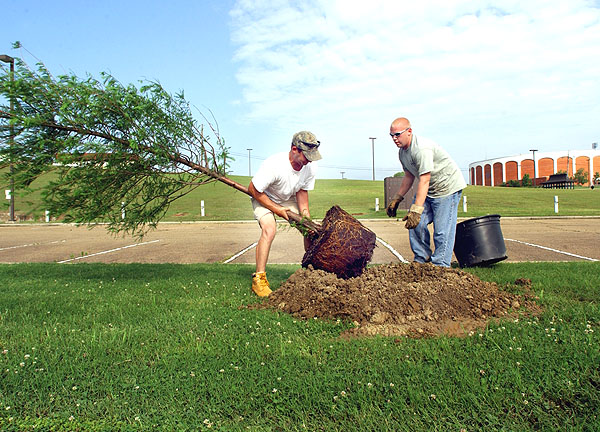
[0,56,232,237]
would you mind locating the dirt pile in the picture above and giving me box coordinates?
[258,263,541,338]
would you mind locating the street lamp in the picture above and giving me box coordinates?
[369,137,376,181]
[0,54,15,222]
[529,149,538,187]
[246,148,253,176]
[340,171,345,179]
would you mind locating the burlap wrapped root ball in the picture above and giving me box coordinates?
[302,205,377,279]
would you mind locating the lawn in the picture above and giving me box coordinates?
[0,262,598,431]
[2,174,599,222]
[1,171,599,431]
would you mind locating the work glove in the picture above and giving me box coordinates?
[402,204,424,229]
[386,194,404,218]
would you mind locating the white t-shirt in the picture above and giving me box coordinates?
[398,135,466,198]
[251,152,317,203]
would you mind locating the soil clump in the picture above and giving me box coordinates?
[256,263,541,338]
[302,205,376,279]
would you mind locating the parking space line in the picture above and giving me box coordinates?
[223,242,258,263]
[376,237,409,263]
[505,238,598,262]
[223,239,409,264]
[57,240,161,263]
[0,240,65,251]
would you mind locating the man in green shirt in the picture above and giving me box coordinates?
[386,117,466,267]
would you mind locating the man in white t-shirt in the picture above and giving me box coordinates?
[248,131,322,296]
[386,117,466,267]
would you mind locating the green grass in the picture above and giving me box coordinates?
[1,262,599,431]
[2,173,599,222]
[457,185,599,218]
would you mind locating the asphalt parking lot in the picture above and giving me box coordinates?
[0,217,598,265]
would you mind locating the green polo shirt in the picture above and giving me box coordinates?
[398,135,466,198]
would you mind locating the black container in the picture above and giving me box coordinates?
[454,214,507,267]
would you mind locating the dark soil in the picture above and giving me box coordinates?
[302,205,376,279]
[255,263,541,338]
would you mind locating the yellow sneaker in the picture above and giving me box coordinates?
[252,272,272,297]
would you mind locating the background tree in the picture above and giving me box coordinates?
[1,55,233,237]
[573,168,588,186]
[521,173,532,187]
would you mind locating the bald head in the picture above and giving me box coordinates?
[391,117,411,130]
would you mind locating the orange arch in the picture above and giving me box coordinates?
[538,157,554,178]
[594,156,600,180]
[521,159,534,179]
[484,164,492,186]
[506,161,518,181]
[493,162,503,185]
[557,157,574,176]
[476,166,483,185]
[575,156,591,185]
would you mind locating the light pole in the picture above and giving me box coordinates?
[369,137,376,181]
[0,54,15,222]
[340,171,345,179]
[529,149,537,187]
[246,148,253,176]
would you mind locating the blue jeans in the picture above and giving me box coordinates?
[409,190,462,267]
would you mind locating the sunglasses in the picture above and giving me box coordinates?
[389,128,410,138]
[300,140,320,149]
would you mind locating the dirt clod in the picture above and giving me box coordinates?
[301,205,376,279]
[257,263,541,338]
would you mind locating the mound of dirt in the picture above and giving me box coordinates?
[256,263,541,338]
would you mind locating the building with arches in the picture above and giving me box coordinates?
[469,148,600,186]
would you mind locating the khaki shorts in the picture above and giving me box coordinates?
[251,198,299,223]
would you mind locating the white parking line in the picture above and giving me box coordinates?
[376,237,409,263]
[57,240,161,263]
[0,240,65,251]
[504,238,598,262]
[223,242,258,263]
[223,239,409,264]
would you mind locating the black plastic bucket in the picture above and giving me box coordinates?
[454,214,507,267]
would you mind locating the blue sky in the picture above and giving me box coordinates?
[3,0,600,181]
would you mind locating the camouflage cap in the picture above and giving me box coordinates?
[292,131,322,162]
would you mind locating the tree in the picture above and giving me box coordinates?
[1,56,235,237]
[521,173,532,187]
[393,171,405,178]
[1,54,378,278]
[573,168,588,186]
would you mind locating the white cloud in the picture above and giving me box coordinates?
[229,0,600,179]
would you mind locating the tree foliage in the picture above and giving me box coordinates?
[0,57,231,236]
[573,168,588,185]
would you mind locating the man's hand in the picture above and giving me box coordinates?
[276,206,290,220]
[386,194,404,217]
[402,204,424,229]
